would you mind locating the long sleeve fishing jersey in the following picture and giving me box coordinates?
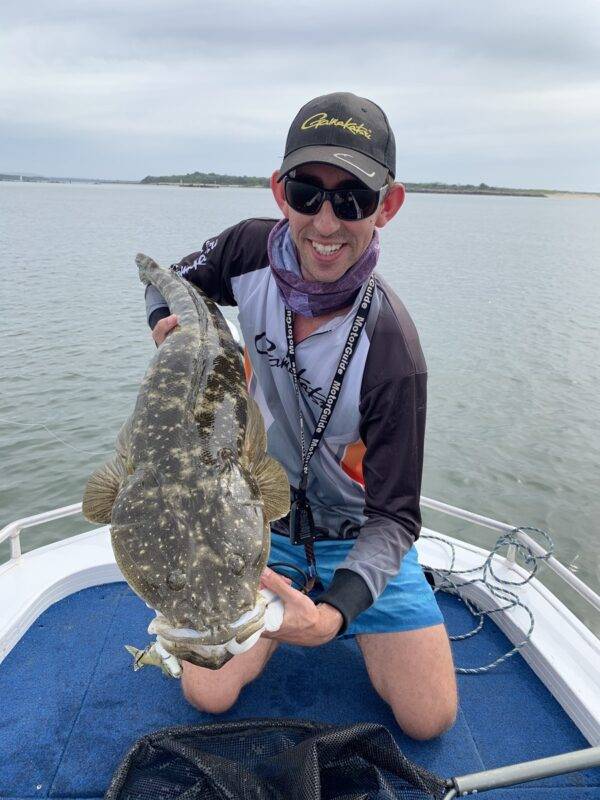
[146,217,427,629]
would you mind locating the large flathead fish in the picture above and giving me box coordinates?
[83,254,289,669]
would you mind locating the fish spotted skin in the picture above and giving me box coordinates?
[83,254,289,667]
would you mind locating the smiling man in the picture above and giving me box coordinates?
[146,92,457,740]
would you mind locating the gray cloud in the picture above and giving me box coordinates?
[5,1,598,68]
[1,1,599,189]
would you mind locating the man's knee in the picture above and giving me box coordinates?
[181,669,240,714]
[390,695,457,741]
[358,625,458,740]
[179,638,277,714]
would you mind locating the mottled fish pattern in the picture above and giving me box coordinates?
[83,254,289,667]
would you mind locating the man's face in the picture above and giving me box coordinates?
[271,162,404,284]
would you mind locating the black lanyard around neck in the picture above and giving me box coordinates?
[283,277,375,586]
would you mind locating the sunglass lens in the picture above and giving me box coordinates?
[285,180,324,215]
[333,189,379,221]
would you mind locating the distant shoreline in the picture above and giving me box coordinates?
[404,186,546,198]
[1,173,598,199]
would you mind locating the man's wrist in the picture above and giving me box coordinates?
[315,569,373,633]
[317,602,344,639]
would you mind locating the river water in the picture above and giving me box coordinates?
[1,181,598,633]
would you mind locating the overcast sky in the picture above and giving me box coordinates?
[2,1,599,190]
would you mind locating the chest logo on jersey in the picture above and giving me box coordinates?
[254,332,326,408]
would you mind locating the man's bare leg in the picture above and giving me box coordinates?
[181,638,279,714]
[357,624,457,740]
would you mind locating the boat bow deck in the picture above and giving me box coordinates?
[1,581,599,799]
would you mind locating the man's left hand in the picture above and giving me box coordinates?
[260,567,343,646]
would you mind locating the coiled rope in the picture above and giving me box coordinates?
[422,526,554,674]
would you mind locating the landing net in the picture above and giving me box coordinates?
[105,719,447,800]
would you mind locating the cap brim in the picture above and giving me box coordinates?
[278,145,389,191]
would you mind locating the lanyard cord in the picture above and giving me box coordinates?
[284,277,375,589]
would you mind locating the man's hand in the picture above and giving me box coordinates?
[152,314,179,346]
[260,567,343,646]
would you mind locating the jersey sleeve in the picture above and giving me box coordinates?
[145,217,275,329]
[315,286,427,632]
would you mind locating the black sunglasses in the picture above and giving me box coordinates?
[284,176,388,221]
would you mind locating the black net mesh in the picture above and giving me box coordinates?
[105,718,447,800]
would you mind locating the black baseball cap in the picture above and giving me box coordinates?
[278,92,396,191]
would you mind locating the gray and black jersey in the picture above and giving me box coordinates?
[146,217,427,627]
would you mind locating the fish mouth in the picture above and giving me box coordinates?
[148,599,269,670]
[149,596,268,648]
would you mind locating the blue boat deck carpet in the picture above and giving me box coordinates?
[0,582,598,799]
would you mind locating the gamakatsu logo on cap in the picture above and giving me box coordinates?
[301,113,372,140]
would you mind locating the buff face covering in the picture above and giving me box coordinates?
[267,219,380,317]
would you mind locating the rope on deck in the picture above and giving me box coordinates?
[422,527,554,674]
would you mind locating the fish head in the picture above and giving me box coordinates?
[109,458,270,642]
[109,465,189,608]
[192,456,270,625]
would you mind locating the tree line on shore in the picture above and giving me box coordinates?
[141,172,269,187]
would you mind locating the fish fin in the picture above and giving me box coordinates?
[242,396,289,521]
[253,452,290,522]
[243,395,267,467]
[125,644,162,671]
[82,456,127,523]
[115,416,134,473]
[126,643,182,678]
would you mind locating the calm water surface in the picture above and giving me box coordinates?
[1,182,599,633]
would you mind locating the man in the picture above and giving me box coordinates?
[147,92,457,740]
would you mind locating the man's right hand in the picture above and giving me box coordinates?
[152,314,179,346]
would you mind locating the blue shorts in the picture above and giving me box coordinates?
[268,532,444,637]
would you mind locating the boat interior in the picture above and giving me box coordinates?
[1,580,598,799]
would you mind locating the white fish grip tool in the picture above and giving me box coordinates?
[126,589,284,678]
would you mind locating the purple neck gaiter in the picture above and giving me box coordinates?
[267,219,380,317]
